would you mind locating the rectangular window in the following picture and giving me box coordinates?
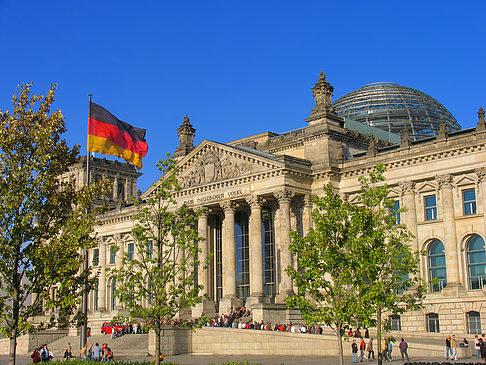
[426,313,440,333]
[110,246,116,264]
[463,189,477,215]
[147,241,153,260]
[424,195,437,221]
[467,312,482,334]
[92,248,99,266]
[390,315,401,331]
[392,200,400,224]
[262,208,276,297]
[128,243,134,261]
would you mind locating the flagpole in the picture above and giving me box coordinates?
[80,94,92,350]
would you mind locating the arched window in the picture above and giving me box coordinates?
[428,239,447,292]
[467,235,486,290]
[467,311,481,334]
[426,313,440,333]
[111,278,116,310]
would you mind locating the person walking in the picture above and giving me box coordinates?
[367,338,375,361]
[88,344,93,360]
[360,337,366,362]
[386,339,393,362]
[451,335,458,361]
[399,338,410,362]
[352,339,359,363]
[381,337,388,362]
[446,335,452,360]
[476,335,482,358]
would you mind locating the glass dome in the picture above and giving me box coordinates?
[333,82,461,141]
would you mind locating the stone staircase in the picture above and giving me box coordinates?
[47,333,150,359]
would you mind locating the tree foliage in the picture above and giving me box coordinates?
[356,165,425,365]
[286,164,424,365]
[0,84,108,365]
[109,156,207,365]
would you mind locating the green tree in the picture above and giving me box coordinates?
[286,184,373,365]
[357,165,425,365]
[286,165,424,365]
[109,156,207,365]
[0,84,107,365]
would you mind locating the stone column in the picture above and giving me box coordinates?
[274,190,295,302]
[246,195,264,302]
[197,211,209,296]
[220,201,236,299]
[303,194,313,235]
[436,174,461,292]
[97,239,107,312]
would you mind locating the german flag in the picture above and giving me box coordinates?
[88,102,148,170]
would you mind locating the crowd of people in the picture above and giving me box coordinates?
[79,342,113,362]
[30,345,54,363]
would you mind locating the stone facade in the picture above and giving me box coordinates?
[83,72,486,337]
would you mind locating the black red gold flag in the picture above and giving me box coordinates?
[87,102,148,170]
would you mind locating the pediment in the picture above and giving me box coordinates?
[176,140,285,189]
[416,181,437,193]
[454,175,476,187]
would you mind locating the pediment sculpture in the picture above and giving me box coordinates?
[178,150,267,188]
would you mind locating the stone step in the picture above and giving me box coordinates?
[46,333,150,358]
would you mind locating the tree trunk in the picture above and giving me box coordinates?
[336,322,344,365]
[155,324,161,365]
[9,335,17,365]
[9,285,20,365]
[377,305,382,365]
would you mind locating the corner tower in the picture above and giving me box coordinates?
[173,114,196,160]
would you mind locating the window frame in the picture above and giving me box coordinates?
[463,188,477,215]
[426,313,440,333]
[424,194,437,221]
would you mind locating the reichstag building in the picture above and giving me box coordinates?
[70,72,486,336]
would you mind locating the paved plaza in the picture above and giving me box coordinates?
[2,353,483,365]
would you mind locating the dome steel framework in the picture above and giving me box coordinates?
[333,82,461,141]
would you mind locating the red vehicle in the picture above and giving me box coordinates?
[101,322,126,335]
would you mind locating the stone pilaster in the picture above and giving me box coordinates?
[246,195,264,304]
[97,239,107,312]
[436,174,461,293]
[399,181,421,278]
[274,190,295,303]
[115,234,124,310]
[476,168,486,235]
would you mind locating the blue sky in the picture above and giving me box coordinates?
[1,1,485,191]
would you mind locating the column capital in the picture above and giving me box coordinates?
[246,195,263,208]
[195,207,209,218]
[436,174,453,189]
[399,181,415,195]
[274,190,295,204]
[476,167,486,182]
[220,200,236,213]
